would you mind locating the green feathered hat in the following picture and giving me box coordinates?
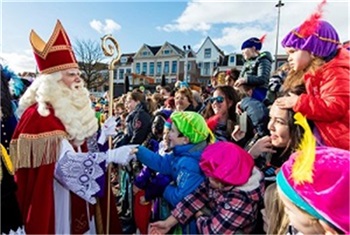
[170,111,215,144]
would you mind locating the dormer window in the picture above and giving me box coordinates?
[120,57,127,63]
[204,48,211,58]
[142,51,148,56]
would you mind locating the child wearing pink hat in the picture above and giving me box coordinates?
[275,0,349,150]
[149,141,264,234]
[276,113,350,234]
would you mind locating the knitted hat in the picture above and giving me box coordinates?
[276,113,350,233]
[200,142,254,186]
[170,111,215,144]
[281,1,340,58]
[241,35,266,50]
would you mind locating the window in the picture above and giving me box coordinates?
[198,62,202,68]
[149,62,154,75]
[204,48,211,58]
[171,61,177,74]
[187,63,191,71]
[164,61,169,74]
[120,57,127,64]
[156,62,162,75]
[236,54,244,66]
[142,51,148,56]
[142,62,147,74]
[213,62,217,68]
[135,63,140,74]
[113,69,118,80]
[163,49,171,55]
[230,56,235,63]
[203,62,210,76]
[126,68,132,75]
[119,69,124,80]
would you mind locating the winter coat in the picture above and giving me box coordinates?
[294,48,350,150]
[240,51,273,101]
[136,142,207,207]
[116,102,152,146]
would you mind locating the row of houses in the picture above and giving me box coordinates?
[106,36,287,91]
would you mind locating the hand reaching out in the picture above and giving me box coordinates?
[149,221,171,235]
[106,144,139,165]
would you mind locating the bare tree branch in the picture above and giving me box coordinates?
[73,39,108,90]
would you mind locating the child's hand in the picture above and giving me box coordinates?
[150,221,171,235]
[275,93,299,109]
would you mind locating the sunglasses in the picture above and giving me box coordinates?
[210,96,224,104]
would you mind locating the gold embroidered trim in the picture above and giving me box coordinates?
[10,130,68,170]
[40,63,79,74]
[291,30,341,45]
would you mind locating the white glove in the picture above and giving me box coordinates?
[98,116,117,145]
[106,145,139,166]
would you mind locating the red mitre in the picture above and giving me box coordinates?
[30,20,79,74]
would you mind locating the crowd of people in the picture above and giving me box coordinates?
[1,1,349,234]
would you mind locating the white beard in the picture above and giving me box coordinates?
[18,72,98,146]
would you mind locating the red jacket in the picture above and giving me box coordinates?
[294,48,350,150]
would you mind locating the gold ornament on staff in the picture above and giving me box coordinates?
[100,34,121,235]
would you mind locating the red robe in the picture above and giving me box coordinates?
[10,103,121,234]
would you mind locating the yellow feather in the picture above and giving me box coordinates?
[291,112,316,184]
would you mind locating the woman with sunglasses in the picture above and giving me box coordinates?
[203,85,255,147]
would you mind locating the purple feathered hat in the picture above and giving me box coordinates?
[281,0,341,58]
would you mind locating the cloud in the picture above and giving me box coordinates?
[0,50,36,74]
[90,19,121,34]
[157,1,276,32]
[159,0,349,55]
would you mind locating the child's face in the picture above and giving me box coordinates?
[278,188,321,234]
[242,47,255,60]
[168,124,187,149]
[208,177,222,189]
[285,47,313,72]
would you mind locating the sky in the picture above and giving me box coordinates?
[0,0,349,73]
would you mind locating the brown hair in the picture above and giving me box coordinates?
[203,85,240,136]
[127,91,145,103]
[175,87,194,105]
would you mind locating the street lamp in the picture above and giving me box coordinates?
[274,0,284,70]
[183,45,191,83]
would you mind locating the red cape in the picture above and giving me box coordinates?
[11,104,121,234]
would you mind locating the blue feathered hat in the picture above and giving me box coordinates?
[241,35,267,50]
[1,65,25,98]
